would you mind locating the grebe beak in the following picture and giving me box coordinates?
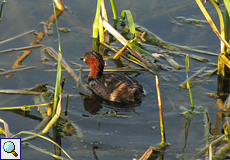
[79,57,85,61]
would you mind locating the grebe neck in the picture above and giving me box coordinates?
[85,57,104,79]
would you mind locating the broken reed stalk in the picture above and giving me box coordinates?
[54,0,65,11]
[45,47,91,95]
[0,30,37,45]
[139,146,155,160]
[0,45,42,54]
[155,75,167,147]
[45,47,79,82]
[0,66,36,76]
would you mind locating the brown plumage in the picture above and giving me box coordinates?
[80,51,144,103]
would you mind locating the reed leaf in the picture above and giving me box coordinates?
[224,0,230,18]
[120,10,136,39]
[102,17,127,45]
[225,6,230,55]
[219,53,230,68]
[210,0,225,53]
[195,0,230,51]
[127,42,160,61]
[52,0,62,125]
[24,142,68,160]
[12,131,73,160]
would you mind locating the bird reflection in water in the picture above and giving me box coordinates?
[81,93,142,115]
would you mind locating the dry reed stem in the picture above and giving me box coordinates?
[0,45,42,54]
[0,30,37,45]
[0,119,10,138]
[45,47,79,82]
[0,66,36,76]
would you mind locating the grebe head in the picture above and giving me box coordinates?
[80,51,104,78]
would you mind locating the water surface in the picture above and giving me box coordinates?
[0,0,223,159]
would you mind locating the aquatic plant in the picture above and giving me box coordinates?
[179,55,203,119]
[92,0,159,72]
[51,0,63,125]
[194,1,230,158]
[195,0,230,77]
[155,75,168,148]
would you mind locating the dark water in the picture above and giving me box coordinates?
[0,0,224,160]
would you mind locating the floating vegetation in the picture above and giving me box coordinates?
[198,68,217,77]
[102,113,134,118]
[180,106,204,119]
[176,16,208,26]
[58,27,70,33]
[179,67,206,89]
[163,53,183,70]
[189,54,209,62]
[134,24,218,56]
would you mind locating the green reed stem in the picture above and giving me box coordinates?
[93,0,101,38]
[185,55,194,110]
[52,0,62,125]
[110,0,118,20]
[225,7,230,54]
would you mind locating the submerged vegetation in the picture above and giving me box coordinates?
[0,0,230,159]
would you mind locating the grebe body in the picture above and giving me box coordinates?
[81,51,143,103]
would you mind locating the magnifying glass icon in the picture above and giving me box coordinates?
[3,141,18,157]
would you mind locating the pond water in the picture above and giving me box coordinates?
[0,0,225,160]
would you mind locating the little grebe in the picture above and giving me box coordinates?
[80,51,144,103]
